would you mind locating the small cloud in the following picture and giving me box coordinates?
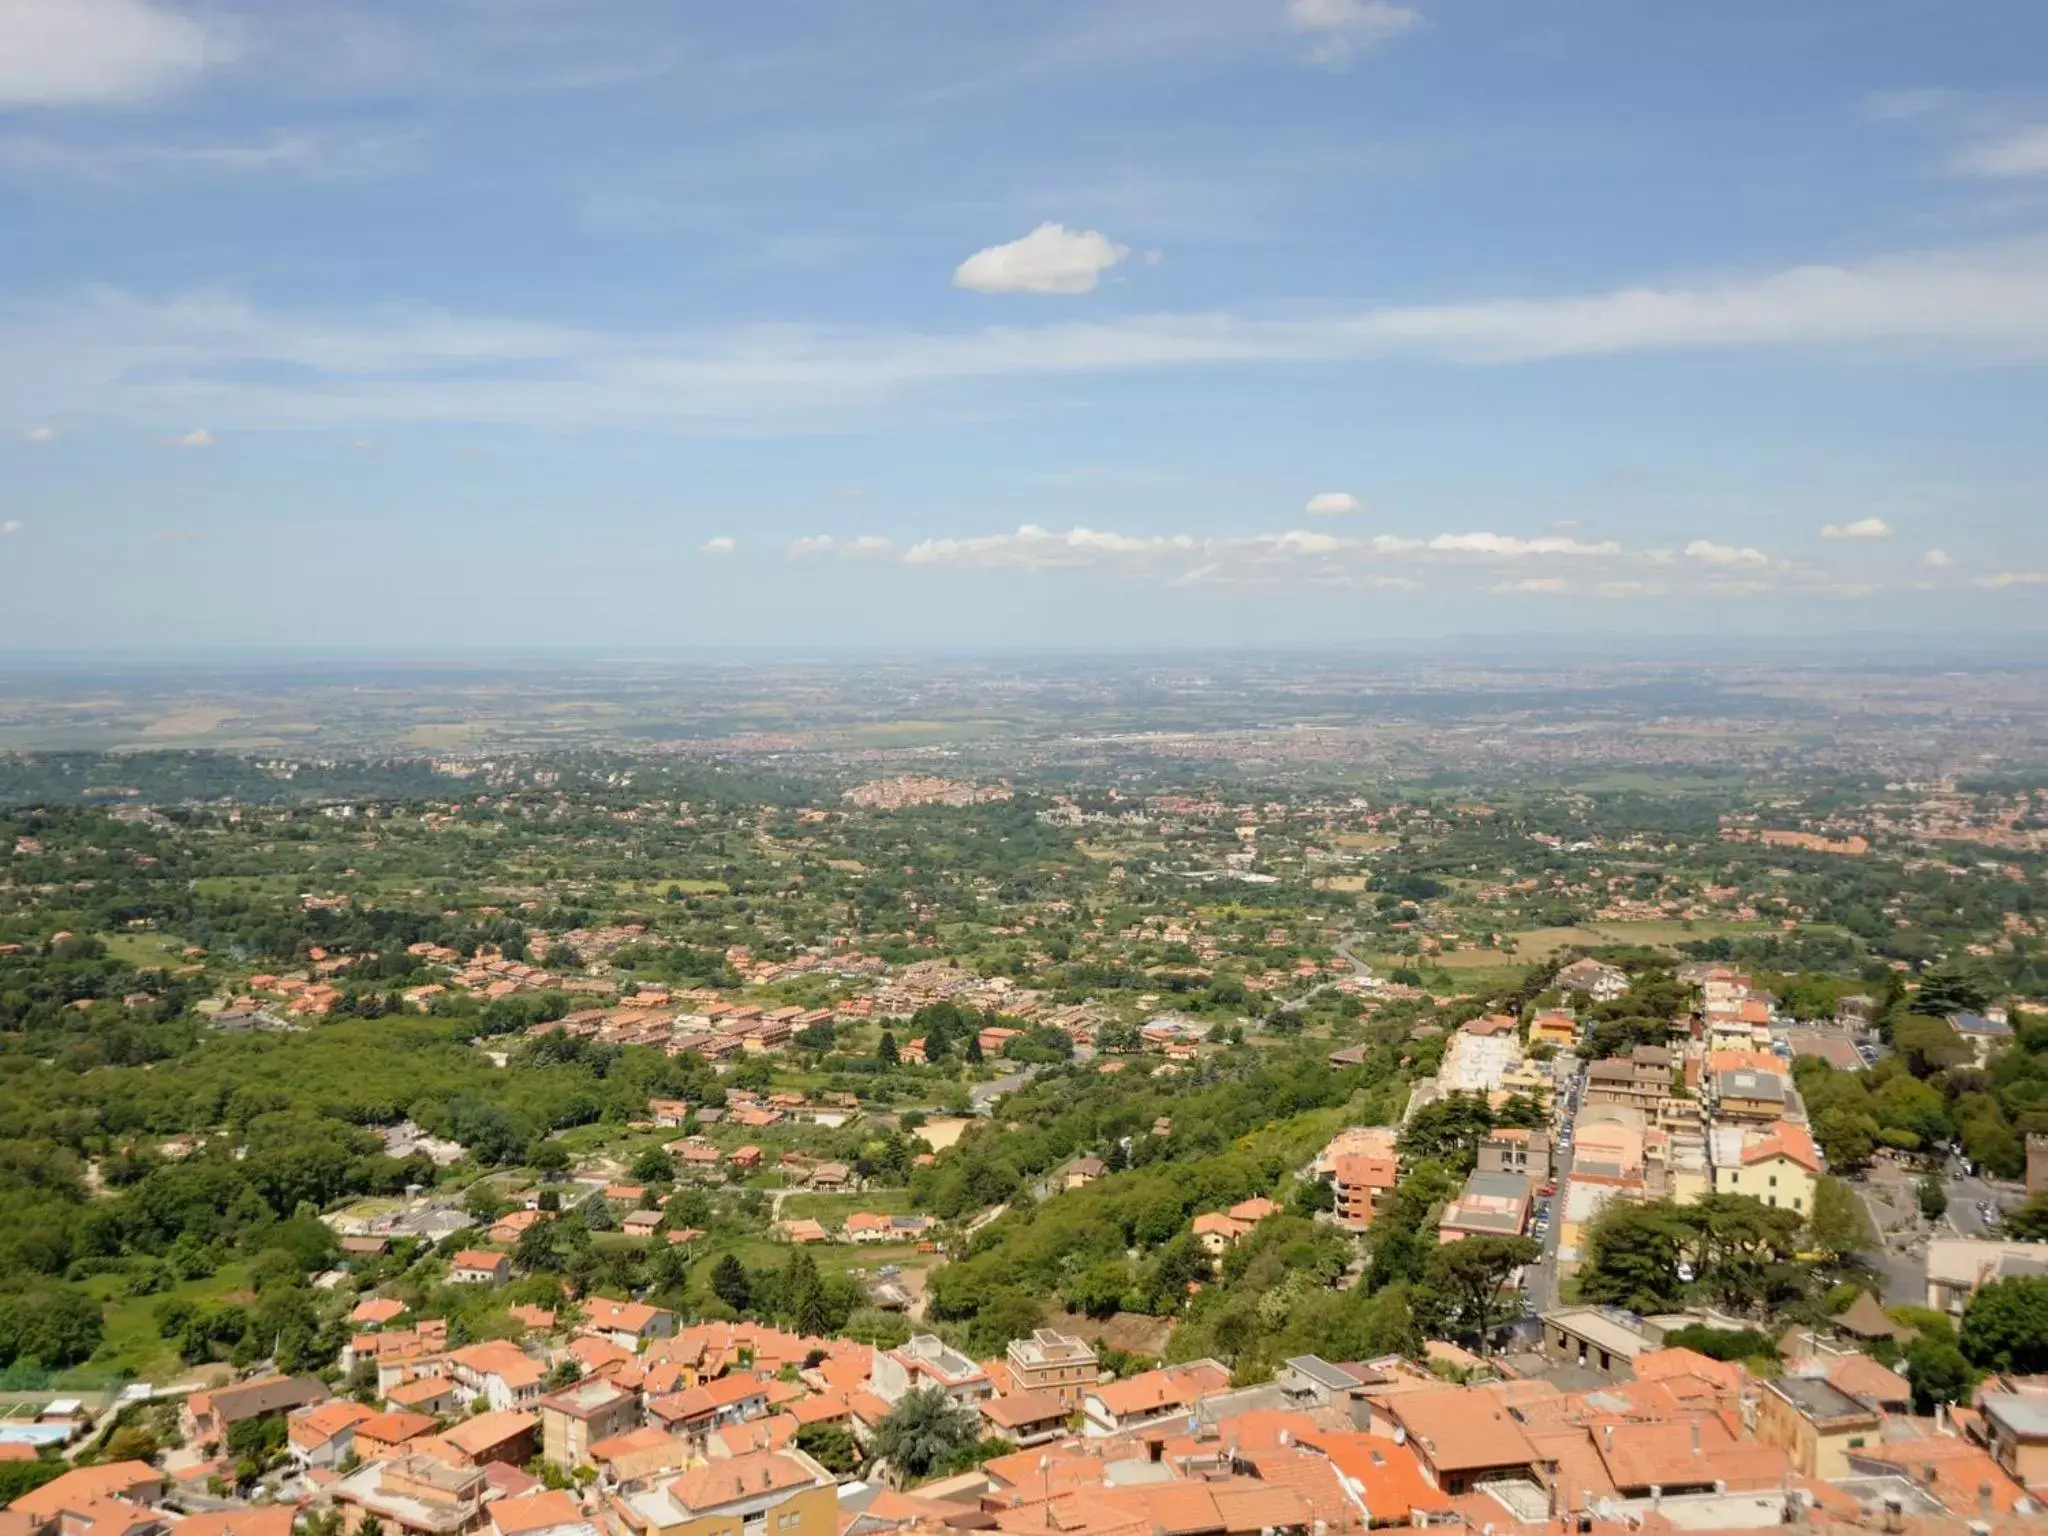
[1684,538,1772,568]
[1863,88,1954,122]
[789,535,836,556]
[700,535,736,555]
[153,530,205,543]
[1953,125,2048,179]
[1820,516,1893,540]
[1921,548,1954,569]
[171,427,215,448]
[1428,532,1620,557]
[1286,0,1421,67]
[0,520,21,535]
[22,425,55,444]
[1304,491,1362,517]
[1143,249,1164,267]
[1494,577,1569,595]
[1596,580,1665,598]
[1976,571,2048,589]
[953,223,1129,295]
[844,535,893,556]
[350,436,375,453]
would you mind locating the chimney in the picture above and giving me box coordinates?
[1690,1420,1700,1454]
[1649,1487,1662,1513]
[1979,1483,1995,1516]
[1883,1496,1904,1534]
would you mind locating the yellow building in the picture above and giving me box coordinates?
[1710,1120,1820,1215]
[1756,1376,1879,1479]
[1527,1010,1579,1050]
[606,1450,837,1536]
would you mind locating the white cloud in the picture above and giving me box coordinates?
[1819,516,1893,540]
[1286,0,1420,66]
[1684,538,1772,568]
[789,535,836,557]
[17,238,2048,436]
[953,223,1129,295]
[0,519,20,534]
[1921,548,1954,568]
[1428,532,1619,557]
[0,0,223,106]
[700,535,736,554]
[905,524,1199,570]
[1304,491,1362,516]
[1977,571,2048,589]
[1863,88,1954,122]
[1953,126,2048,179]
[0,130,408,183]
[1495,577,1569,595]
[1596,580,1665,598]
[843,535,893,556]
[171,427,215,448]
[21,425,54,443]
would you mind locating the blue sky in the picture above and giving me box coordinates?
[3,0,2048,651]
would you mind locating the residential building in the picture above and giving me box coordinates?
[1080,1360,1230,1436]
[1950,1011,2014,1067]
[449,1250,512,1286]
[1540,1307,1653,1380]
[582,1299,678,1349]
[287,1401,375,1469]
[1555,958,1631,1002]
[979,1390,1067,1447]
[1064,1157,1105,1190]
[604,1449,838,1536]
[448,1341,547,1412]
[183,1375,331,1453]
[1712,1068,1791,1123]
[1527,1010,1580,1050]
[1437,1170,1531,1243]
[1755,1375,1880,1479]
[871,1335,990,1405]
[433,1409,539,1468]
[1709,1120,1821,1213]
[1477,1127,1552,1181]
[1979,1392,2048,1490]
[333,1455,489,1536]
[1924,1239,2048,1314]
[1584,1047,1673,1114]
[540,1380,641,1470]
[1380,1388,1540,1495]
[488,1491,600,1536]
[1330,1153,1398,1232]
[1004,1330,1099,1411]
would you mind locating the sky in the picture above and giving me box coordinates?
[2,0,2048,651]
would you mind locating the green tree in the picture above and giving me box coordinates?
[1960,1277,2048,1373]
[872,1386,979,1484]
[631,1145,675,1184]
[878,1032,900,1067]
[711,1253,752,1313]
[797,1422,863,1477]
[1905,1337,1974,1414]
[1421,1235,1539,1354]
[1808,1176,1877,1259]
[1918,1175,1949,1222]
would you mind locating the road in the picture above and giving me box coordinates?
[1527,1050,1581,1312]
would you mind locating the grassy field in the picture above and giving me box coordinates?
[777,1190,918,1224]
[99,931,191,967]
[68,1262,251,1388]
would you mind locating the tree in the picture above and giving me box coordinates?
[1813,1108,1879,1173]
[711,1253,751,1313]
[1960,1277,2048,1373]
[872,1385,979,1483]
[1905,1337,1973,1414]
[797,1422,863,1476]
[1808,1177,1877,1259]
[878,1032,900,1067]
[0,1287,104,1369]
[631,1145,675,1184]
[1918,1175,1949,1222]
[1421,1235,1539,1354]
[1998,1194,2048,1241]
[1577,1199,1692,1313]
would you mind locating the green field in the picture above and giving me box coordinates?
[70,1262,251,1389]
[777,1189,918,1224]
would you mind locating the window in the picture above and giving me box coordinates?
[1848,1437,1865,1449]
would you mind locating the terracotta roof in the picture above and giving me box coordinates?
[1384,1388,1538,1474]
[489,1490,591,1536]
[982,1390,1066,1428]
[1088,1361,1229,1420]
[359,1410,438,1445]
[12,1464,163,1519]
[1824,1353,1911,1406]
[663,1451,822,1513]
[290,1399,376,1446]
[174,1510,296,1536]
[439,1409,538,1456]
